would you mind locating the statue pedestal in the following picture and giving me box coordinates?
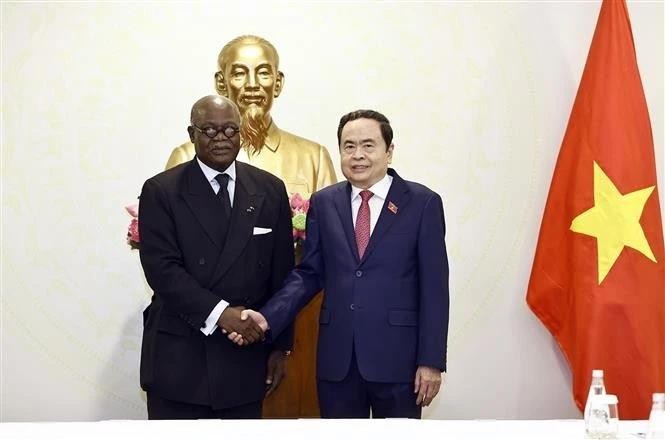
[263,242,321,418]
[263,292,322,418]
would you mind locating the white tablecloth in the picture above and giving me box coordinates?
[0,419,652,440]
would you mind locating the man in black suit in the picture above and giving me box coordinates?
[138,95,294,419]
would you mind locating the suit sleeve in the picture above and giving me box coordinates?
[139,178,220,328]
[261,191,325,339]
[416,193,450,372]
[268,180,297,351]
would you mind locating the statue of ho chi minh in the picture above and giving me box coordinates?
[166,35,337,195]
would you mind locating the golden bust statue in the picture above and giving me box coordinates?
[165,35,337,194]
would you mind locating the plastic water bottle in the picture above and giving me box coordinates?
[586,394,619,439]
[647,392,665,439]
[584,370,606,437]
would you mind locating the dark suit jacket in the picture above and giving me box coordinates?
[262,168,449,383]
[138,158,294,409]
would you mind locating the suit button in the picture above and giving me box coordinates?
[355,270,363,277]
[198,258,206,265]
[350,304,355,311]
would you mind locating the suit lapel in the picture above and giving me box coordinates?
[359,169,411,265]
[333,182,360,263]
[210,162,264,287]
[180,160,225,249]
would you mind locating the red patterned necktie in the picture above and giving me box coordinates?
[355,190,374,259]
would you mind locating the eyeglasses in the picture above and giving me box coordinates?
[192,125,240,139]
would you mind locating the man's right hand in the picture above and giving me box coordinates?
[217,306,264,344]
[226,310,269,345]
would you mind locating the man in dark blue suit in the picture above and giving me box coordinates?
[232,110,449,418]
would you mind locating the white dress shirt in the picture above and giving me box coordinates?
[196,158,236,336]
[350,173,393,236]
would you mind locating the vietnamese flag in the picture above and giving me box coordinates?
[526,0,665,420]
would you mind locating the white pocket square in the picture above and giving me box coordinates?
[253,227,272,235]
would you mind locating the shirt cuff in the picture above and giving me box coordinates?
[200,300,229,336]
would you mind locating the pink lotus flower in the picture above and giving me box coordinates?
[125,201,140,249]
[128,218,140,247]
[125,203,139,218]
[289,193,310,244]
[290,193,310,213]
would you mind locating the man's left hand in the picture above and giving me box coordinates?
[414,366,442,407]
[265,350,287,396]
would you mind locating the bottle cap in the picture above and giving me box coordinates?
[653,393,665,403]
[592,369,604,378]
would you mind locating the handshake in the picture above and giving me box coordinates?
[217,306,269,346]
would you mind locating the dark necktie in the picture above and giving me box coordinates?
[214,173,232,218]
[355,190,373,259]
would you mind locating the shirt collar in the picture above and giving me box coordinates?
[351,173,393,202]
[196,157,237,184]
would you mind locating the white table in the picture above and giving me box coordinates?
[0,419,651,440]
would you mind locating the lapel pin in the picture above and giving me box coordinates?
[246,206,255,213]
[387,202,398,214]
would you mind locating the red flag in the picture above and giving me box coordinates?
[527,0,665,420]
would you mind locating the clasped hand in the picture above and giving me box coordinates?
[224,309,268,346]
[217,306,264,344]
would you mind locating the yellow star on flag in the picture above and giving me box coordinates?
[570,161,656,284]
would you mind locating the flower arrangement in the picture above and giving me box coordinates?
[125,202,140,249]
[289,193,310,244]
